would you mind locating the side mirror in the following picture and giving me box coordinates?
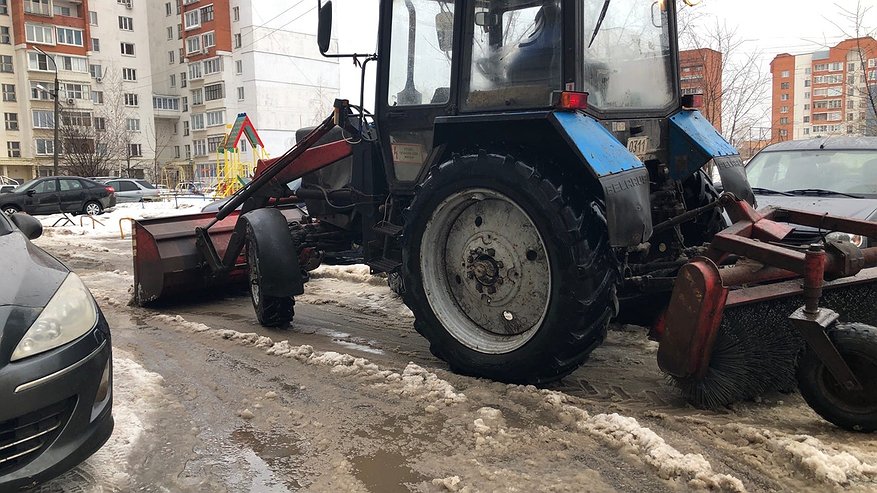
[317,0,333,55]
[10,213,42,240]
[435,12,454,52]
[26,189,36,197]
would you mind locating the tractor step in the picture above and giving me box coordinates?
[373,221,403,237]
[368,257,401,273]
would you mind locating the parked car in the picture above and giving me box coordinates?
[176,181,206,195]
[0,177,116,216]
[746,136,877,247]
[104,178,161,203]
[0,212,113,489]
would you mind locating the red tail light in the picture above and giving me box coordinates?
[554,91,589,111]
[681,94,704,109]
[105,186,115,194]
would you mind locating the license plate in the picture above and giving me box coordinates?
[626,136,650,159]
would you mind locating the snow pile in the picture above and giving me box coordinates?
[730,424,877,485]
[308,264,388,286]
[38,198,211,238]
[530,388,745,492]
[152,313,211,333]
[85,350,166,488]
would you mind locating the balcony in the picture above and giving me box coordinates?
[153,95,181,119]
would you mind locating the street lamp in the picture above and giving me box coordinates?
[33,46,60,176]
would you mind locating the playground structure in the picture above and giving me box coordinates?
[214,113,269,198]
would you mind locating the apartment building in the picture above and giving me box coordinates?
[148,0,339,185]
[0,0,338,184]
[770,37,877,142]
[679,48,722,132]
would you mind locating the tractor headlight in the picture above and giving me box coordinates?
[826,232,865,248]
[11,273,98,362]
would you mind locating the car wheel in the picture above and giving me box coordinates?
[2,205,20,215]
[84,201,103,216]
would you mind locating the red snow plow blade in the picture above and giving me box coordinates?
[132,208,304,304]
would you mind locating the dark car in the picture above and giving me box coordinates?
[0,185,15,194]
[0,177,116,216]
[0,212,113,489]
[746,136,877,247]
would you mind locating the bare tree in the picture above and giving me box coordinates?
[828,1,877,136]
[145,121,175,182]
[679,17,772,147]
[59,75,131,177]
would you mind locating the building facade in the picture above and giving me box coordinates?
[770,37,877,142]
[0,0,338,185]
[679,47,722,133]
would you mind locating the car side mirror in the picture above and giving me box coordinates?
[435,12,454,52]
[10,213,42,240]
[317,0,333,55]
[26,189,36,197]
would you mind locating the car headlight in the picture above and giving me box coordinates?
[11,273,98,362]
[826,232,865,248]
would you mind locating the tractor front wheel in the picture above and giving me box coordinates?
[246,222,294,327]
[797,323,877,432]
[402,153,619,384]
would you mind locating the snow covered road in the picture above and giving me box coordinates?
[26,202,877,492]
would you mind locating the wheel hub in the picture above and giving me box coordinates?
[466,249,504,292]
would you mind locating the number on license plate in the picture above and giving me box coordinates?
[626,136,649,158]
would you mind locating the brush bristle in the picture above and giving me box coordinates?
[669,283,877,409]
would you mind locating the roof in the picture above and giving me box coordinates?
[761,136,877,152]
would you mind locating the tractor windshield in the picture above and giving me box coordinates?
[464,0,563,110]
[582,0,675,111]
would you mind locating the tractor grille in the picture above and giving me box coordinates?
[0,398,73,476]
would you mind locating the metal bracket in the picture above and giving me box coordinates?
[788,306,862,391]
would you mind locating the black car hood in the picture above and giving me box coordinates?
[0,231,68,308]
[754,195,877,222]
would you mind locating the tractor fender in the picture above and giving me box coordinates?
[668,110,755,205]
[431,112,652,248]
[238,208,304,297]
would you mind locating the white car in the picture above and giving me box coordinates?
[104,179,161,203]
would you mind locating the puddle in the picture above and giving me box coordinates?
[351,449,424,493]
[333,339,385,355]
[231,427,305,491]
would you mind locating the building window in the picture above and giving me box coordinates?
[804,103,810,110]
[780,82,790,89]
[119,16,134,31]
[186,36,201,54]
[780,94,789,101]
[167,26,174,40]
[32,110,55,128]
[25,24,54,44]
[237,86,244,100]
[206,110,225,127]
[4,112,18,131]
[178,23,182,39]
[126,118,141,132]
[184,10,200,30]
[207,135,223,153]
[233,6,240,21]
[123,68,137,81]
[94,117,106,131]
[30,81,54,100]
[24,0,50,16]
[780,70,789,78]
[166,2,172,15]
[204,83,223,101]
[35,138,54,155]
[92,90,104,104]
[183,121,190,136]
[181,72,187,88]
[202,31,215,49]
[0,0,7,15]
[175,146,181,158]
[124,93,139,106]
[91,38,100,52]
[191,113,205,130]
[120,42,135,56]
[56,27,84,46]
[779,117,788,125]
[129,144,142,157]
[234,33,242,49]
[191,88,204,105]
[804,91,810,99]
[2,83,15,102]
[780,106,789,114]
[89,11,98,25]
[182,96,189,112]
[189,62,202,80]
[53,3,79,16]
[779,129,788,137]
[235,60,243,74]
[61,83,89,99]
[153,96,180,111]
[804,79,810,87]
[170,74,176,88]
[193,139,207,156]
[185,144,191,159]
[1,27,10,44]
[169,51,175,64]
[7,141,21,158]
[89,63,102,78]
[0,55,11,73]
[203,57,222,75]
[200,5,214,23]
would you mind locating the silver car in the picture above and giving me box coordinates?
[104,179,161,203]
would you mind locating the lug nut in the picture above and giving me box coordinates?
[486,248,495,257]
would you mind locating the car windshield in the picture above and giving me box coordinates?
[136,180,156,189]
[746,149,877,197]
[16,179,40,191]
[582,0,675,111]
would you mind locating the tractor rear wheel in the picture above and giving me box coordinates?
[797,323,877,432]
[402,153,619,384]
[246,223,294,327]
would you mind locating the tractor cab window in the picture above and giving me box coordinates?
[387,0,455,106]
[464,0,562,110]
[582,0,675,111]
